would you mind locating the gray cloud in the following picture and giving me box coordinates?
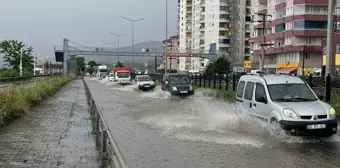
[0,0,177,60]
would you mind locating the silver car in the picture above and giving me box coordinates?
[236,73,337,137]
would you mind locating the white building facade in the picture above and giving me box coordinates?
[178,0,231,73]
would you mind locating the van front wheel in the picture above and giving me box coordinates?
[269,118,283,136]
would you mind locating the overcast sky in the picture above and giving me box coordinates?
[0,0,178,60]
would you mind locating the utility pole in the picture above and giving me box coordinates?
[20,47,23,76]
[33,53,36,76]
[110,33,126,62]
[165,0,168,73]
[254,13,272,72]
[326,0,335,76]
[121,17,144,70]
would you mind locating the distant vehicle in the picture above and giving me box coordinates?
[114,67,131,85]
[97,65,108,79]
[161,73,194,96]
[108,73,115,82]
[134,75,155,91]
[236,73,337,137]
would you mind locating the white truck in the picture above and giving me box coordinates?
[97,65,108,79]
[114,67,131,85]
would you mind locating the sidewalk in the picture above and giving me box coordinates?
[0,79,99,168]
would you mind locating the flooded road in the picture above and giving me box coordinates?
[86,77,340,168]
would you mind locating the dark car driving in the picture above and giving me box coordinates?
[161,73,194,96]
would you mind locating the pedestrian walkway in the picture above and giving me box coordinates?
[0,79,99,168]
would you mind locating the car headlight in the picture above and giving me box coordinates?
[283,109,298,119]
[189,86,193,90]
[172,87,177,91]
[329,107,336,116]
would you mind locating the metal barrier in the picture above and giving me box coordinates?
[82,78,129,168]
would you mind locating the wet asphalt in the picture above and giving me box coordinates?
[85,77,340,168]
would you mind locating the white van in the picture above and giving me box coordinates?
[236,73,337,137]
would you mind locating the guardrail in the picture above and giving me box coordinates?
[82,78,129,168]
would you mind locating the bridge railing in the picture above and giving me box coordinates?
[83,78,129,168]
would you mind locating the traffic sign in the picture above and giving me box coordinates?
[146,48,150,52]
[244,60,252,69]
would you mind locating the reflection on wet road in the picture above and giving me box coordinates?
[86,77,340,168]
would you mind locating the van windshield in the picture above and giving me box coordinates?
[268,84,317,102]
[169,75,190,84]
[138,76,152,81]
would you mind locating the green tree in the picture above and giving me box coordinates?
[206,56,230,74]
[76,56,85,75]
[0,40,34,73]
[87,60,97,67]
[115,61,124,67]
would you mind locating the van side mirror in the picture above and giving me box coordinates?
[317,95,324,100]
[256,96,267,104]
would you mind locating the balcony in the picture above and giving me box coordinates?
[200,27,205,32]
[220,7,230,14]
[220,0,228,6]
[219,15,230,22]
[200,0,205,6]
[187,3,192,7]
[219,26,229,31]
[219,35,228,39]
[186,27,192,32]
[187,9,192,14]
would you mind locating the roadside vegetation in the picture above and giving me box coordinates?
[0,75,72,126]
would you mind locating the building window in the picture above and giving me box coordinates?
[275,23,285,33]
[294,20,327,30]
[336,44,340,54]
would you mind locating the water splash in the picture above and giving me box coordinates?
[111,84,137,92]
[140,86,171,99]
[138,97,265,147]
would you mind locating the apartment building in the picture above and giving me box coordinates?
[249,0,340,75]
[230,0,253,71]
[178,0,232,72]
[162,35,180,70]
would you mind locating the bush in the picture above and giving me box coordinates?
[0,75,72,124]
[0,70,34,78]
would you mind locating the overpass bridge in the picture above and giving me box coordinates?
[54,38,219,74]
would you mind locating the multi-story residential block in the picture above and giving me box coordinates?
[230,0,253,72]
[178,0,232,72]
[249,0,340,75]
[163,35,180,70]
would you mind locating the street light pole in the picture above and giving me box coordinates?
[110,33,126,62]
[326,0,335,76]
[165,0,168,73]
[121,17,144,70]
[20,47,23,76]
[33,53,36,76]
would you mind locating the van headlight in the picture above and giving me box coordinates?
[172,87,177,91]
[329,107,336,116]
[283,109,298,119]
[189,86,193,90]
